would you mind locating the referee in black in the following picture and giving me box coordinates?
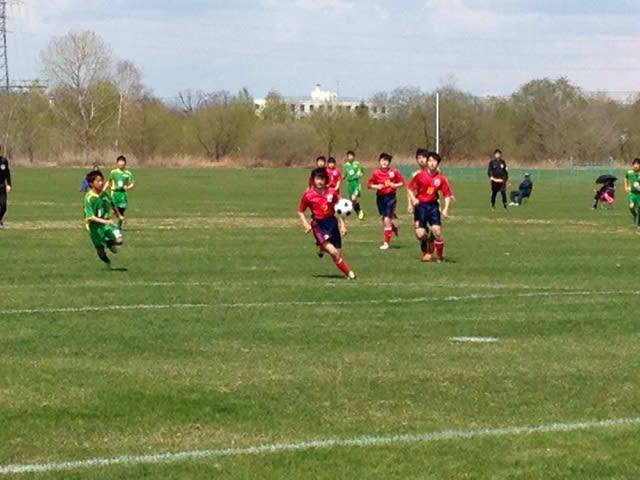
[488,148,508,209]
[0,144,12,227]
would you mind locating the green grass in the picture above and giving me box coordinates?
[0,166,639,479]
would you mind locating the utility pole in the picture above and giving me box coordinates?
[0,0,9,91]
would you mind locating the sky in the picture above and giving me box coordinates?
[6,0,640,102]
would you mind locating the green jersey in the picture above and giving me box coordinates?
[84,190,120,248]
[342,160,363,184]
[109,168,134,209]
[109,168,134,192]
[625,169,640,193]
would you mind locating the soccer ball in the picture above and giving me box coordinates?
[334,198,354,217]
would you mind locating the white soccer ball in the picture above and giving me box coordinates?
[334,198,354,217]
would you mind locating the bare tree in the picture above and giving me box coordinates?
[114,59,143,152]
[40,30,116,159]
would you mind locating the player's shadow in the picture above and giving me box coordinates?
[312,274,346,279]
[109,267,129,272]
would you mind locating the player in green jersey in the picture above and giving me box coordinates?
[342,150,365,220]
[624,157,640,228]
[105,155,135,228]
[85,170,124,266]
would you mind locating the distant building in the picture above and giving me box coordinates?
[254,84,387,118]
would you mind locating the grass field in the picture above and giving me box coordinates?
[1,166,639,479]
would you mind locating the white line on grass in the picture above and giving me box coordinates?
[1,289,639,316]
[1,416,639,475]
[0,280,588,291]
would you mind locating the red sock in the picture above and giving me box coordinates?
[434,240,444,259]
[427,240,435,254]
[383,226,393,243]
[334,256,352,275]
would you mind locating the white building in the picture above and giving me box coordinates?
[254,84,387,118]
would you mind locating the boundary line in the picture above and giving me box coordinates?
[1,289,639,316]
[1,416,639,475]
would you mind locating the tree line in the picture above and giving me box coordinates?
[1,30,639,167]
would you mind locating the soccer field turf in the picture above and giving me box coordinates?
[0,167,639,479]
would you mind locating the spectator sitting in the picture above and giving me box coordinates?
[508,173,533,206]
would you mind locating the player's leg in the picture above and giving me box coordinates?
[490,182,498,208]
[0,187,6,225]
[323,241,355,279]
[351,183,364,220]
[500,185,507,208]
[431,224,445,262]
[95,246,111,265]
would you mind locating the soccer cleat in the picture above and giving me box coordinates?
[357,210,365,220]
[347,271,357,280]
[316,251,324,258]
[421,252,432,262]
[436,257,446,263]
[379,242,389,250]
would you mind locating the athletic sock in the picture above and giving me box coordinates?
[333,256,352,276]
[97,251,110,264]
[434,239,444,259]
[383,226,393,243]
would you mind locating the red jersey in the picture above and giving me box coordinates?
[408,169,452,202]
[298,187,340,220]
[367,167,405,195]
[326,166,341,190]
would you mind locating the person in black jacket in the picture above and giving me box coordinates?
[509,173,533,205]
[0,145,11,227]
[488,148,508,209]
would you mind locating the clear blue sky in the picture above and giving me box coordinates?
[8,0,640,101]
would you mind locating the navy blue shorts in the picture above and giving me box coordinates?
[376,193,397,218]
[413,201,441,228]
[311,216,341,249]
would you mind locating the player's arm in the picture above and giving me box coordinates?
[441,196,452,218]
[297,211,312,233]
[126,173,135,191]
[624,176,631,192]
[338,215,347,236]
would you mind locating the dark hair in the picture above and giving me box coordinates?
[315,156,326,164]
[310,167,328,181]
[428,151,442,164]
[86,170,104,184]
[116,155,127,164]
[415,148,429,158]
[494,148,502,154]
[346,150,355,157]
[378,152,392,162]
[327,156,336,164]
[633,157,640,165]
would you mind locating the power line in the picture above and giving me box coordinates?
[0,0,9,91]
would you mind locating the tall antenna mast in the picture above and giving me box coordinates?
[0,0,9,91]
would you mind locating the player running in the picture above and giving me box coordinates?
[84,170,124,266]
[342,150,365,220]
[624,157,640,229]
[298,167,356,279]
[407,149,453,262]
[105,155,135,229]
[367,152,405,250]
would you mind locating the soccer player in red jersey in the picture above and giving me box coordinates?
[298,167,356,279]
[367,152,405,250]
[407,149,452,262]
[326,156,342,191]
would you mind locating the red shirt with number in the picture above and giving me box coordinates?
[408,169,452,202]
[298,187,339,220]
[367,167,405,195]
